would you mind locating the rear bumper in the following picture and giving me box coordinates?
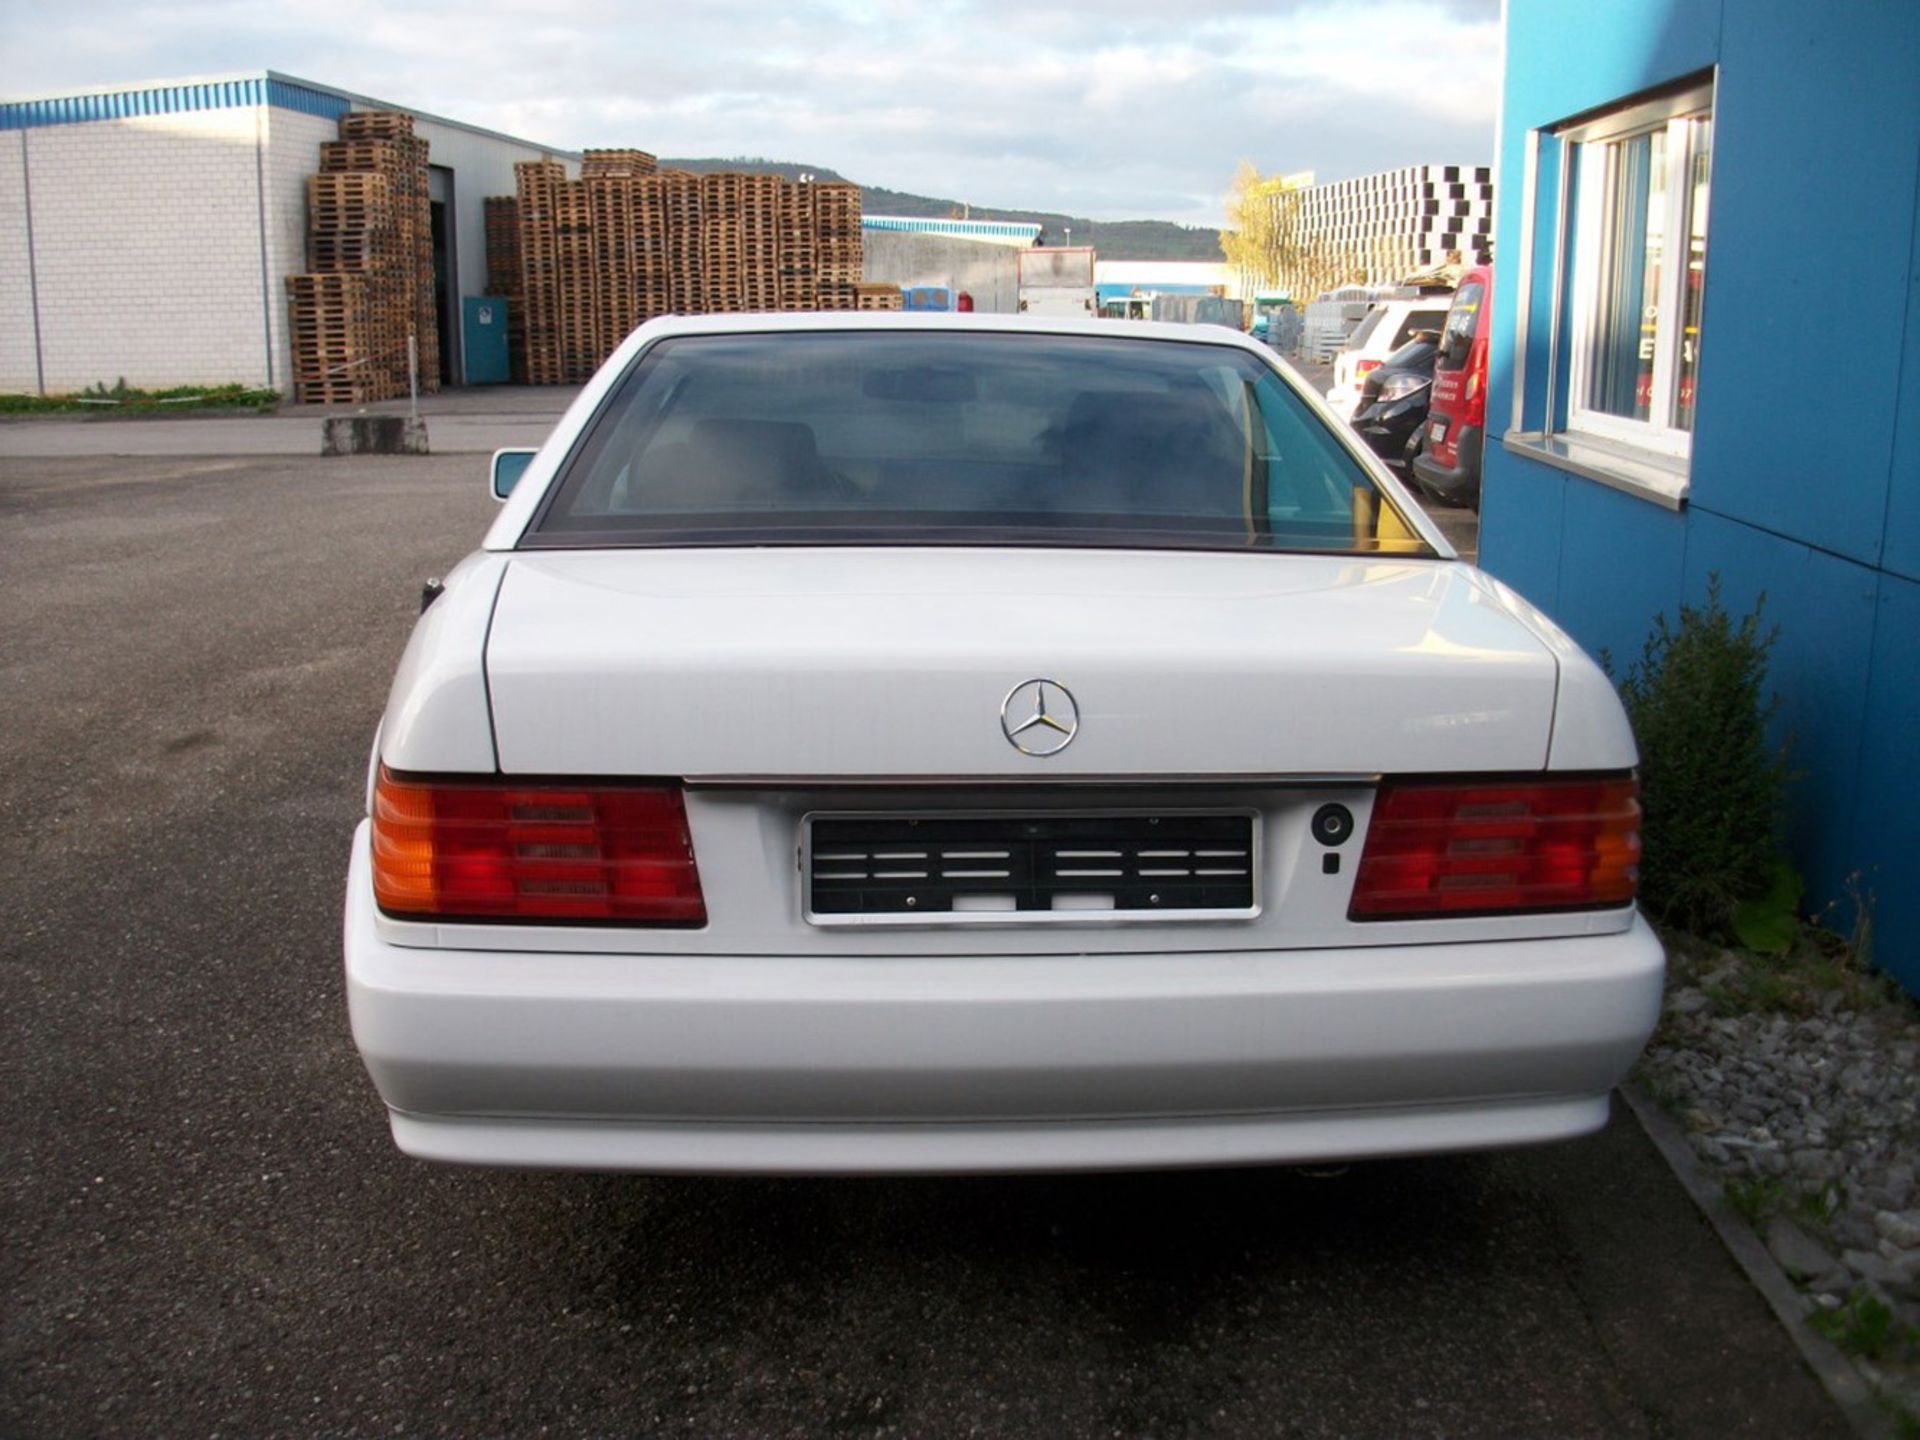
[1412,423,1483,503]
[1324,382,1361,419]
[388,1095,1615,1175]
[1355,402,1427,468]
[344,823,1664,1173]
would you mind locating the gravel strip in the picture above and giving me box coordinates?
[1640,942,1920,1422]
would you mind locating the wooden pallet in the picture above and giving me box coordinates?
[338,110,415,141]
[582,148,658,178]
[497,163,873,378]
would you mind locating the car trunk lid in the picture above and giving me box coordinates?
[484,548,1559,779]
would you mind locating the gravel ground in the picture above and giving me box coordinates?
[1643,936,1920,1419]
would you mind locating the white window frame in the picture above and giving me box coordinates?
[1561,80,1713,462]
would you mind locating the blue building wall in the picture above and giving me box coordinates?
[1485,0,1920,981]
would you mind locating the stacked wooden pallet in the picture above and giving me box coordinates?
[812,181,864,312]
[483,197,527,384]
[493,162,895,383]
[776,181,817,311]
[286,110,438,403]
[662,173,704,321]
[585,151,654,351]
[286,274,371,405]
[514,162,565,385]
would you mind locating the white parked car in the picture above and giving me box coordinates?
[1325,296,1452,418]
[345,312,1662,1176]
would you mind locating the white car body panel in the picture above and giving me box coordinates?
[377,550,507,774]
[349,311,1662,1174]
[1482,576,1639,770]
[484,549,1560,780]
[346,827,1663,1173]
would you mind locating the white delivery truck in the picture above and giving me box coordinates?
[1017,247,1096,318]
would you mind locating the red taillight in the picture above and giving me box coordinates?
[372,767,706,924]
[1463,339,1489,428]
[1349,776,1639,919]
[1355,358,1383,378]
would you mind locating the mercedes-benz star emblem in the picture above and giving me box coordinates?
[1000,678,1080,757]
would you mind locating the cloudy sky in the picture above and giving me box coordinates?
[0,0,1501,226]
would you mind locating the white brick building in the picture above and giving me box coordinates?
[0,72,578,394]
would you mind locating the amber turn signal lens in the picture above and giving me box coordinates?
[371,767,706,924]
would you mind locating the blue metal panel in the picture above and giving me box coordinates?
[1681,511,1878,926]
[1690,3,1920,566]
[1552,478,1688,674]
[1492,0,1920,992]
[1881,144,1920,584]
[462,297,511,386]
[265,78,353,121]
[1477,446,1567,612]
[861,216,1041,241]
[1501,134,1566,435]
[1,77,266,130]
[1502,0,1720,134]
[1095,283,1212,301]
[1854,572,1920,987]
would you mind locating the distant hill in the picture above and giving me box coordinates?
[662,158,1223,262]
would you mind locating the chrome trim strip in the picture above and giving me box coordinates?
[687,773,1381,790]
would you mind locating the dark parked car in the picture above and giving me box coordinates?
[1350,332,1439,475]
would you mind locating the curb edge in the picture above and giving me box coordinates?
[1622,1081,1898,1440]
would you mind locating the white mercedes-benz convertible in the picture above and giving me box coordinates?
[345,312,1663,1174]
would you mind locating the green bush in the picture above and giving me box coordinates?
[0,382,280,414]
[1618,575,1789,936]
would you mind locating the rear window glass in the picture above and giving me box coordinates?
[1382,337,1438,371]
[1392,308,1449,349]
[524,332,1432,557]
[1341,307,1386,350]
[1440,282,1485,370]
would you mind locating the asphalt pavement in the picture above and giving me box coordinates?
[0,453,1840,1438]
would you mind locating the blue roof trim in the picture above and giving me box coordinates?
[862,216,1042,239]
[1,78,267,130]
[265,78,352,120]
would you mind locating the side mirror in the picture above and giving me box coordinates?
[490,448,538,502]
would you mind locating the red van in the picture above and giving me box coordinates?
[1412,264,1491,510]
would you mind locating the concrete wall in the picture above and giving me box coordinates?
[0,97,576,396]
[1483,0,1920,983]
[1,108,273,392]
[0,133,37,391]
[862,231,1021,313]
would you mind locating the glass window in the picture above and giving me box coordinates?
[1585,127,1665,420]
[1675,113,1711,433]
[1392,309,1450,349]
[1342,307,1386,350]
[1567,92,1712,457]
[1439,282,1484,371]
[526,332,1432,557]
